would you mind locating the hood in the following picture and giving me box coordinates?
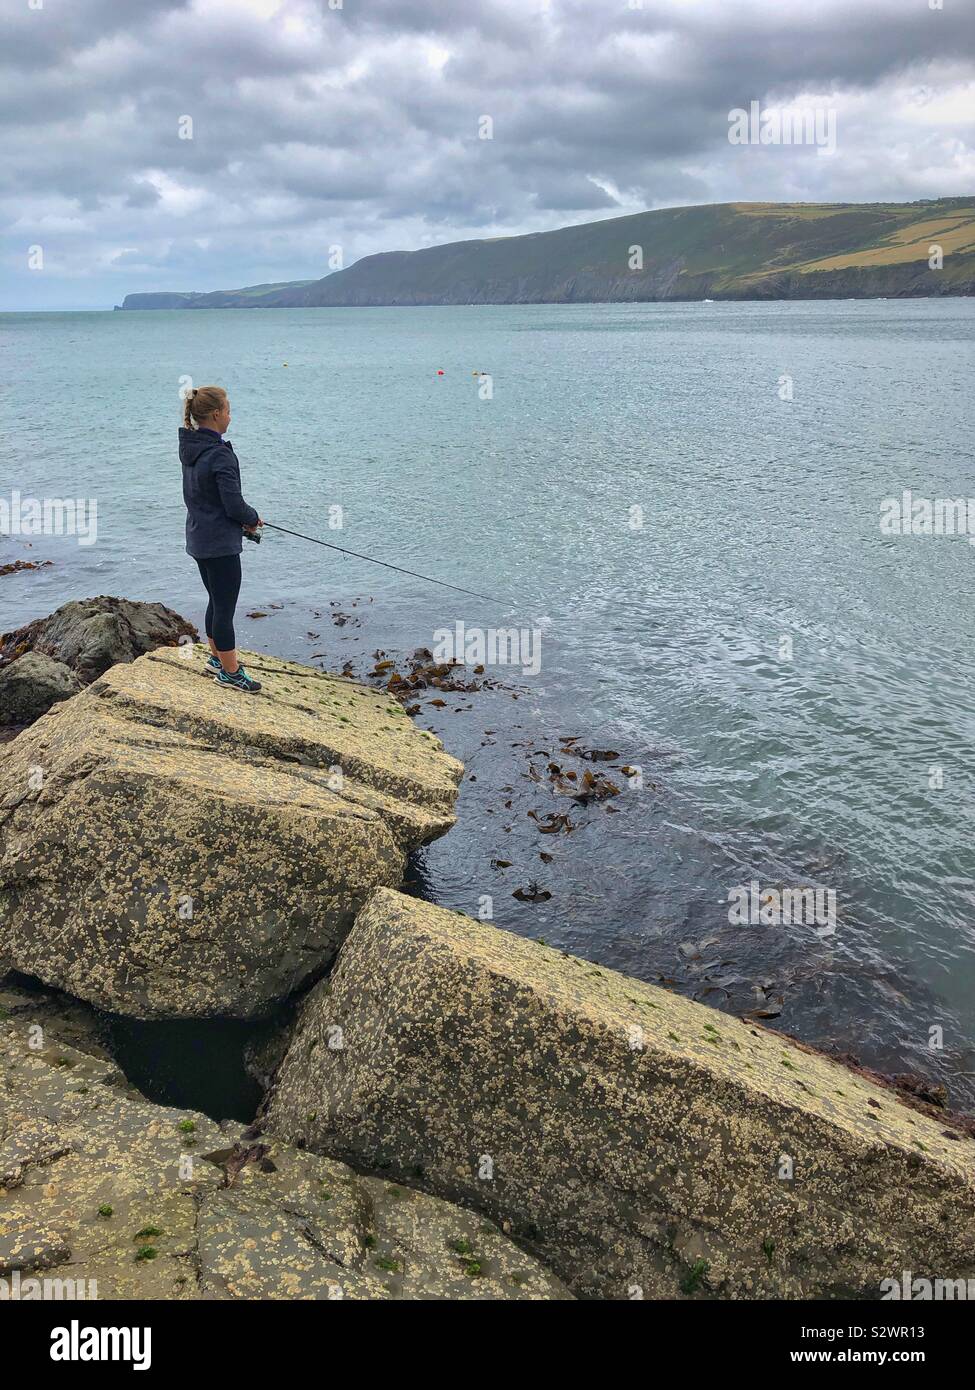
[179,427,224,466]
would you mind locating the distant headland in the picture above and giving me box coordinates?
[116,198,975,309]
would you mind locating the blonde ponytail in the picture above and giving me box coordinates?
[183,385,228,429]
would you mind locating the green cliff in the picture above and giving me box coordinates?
[119,198,975,309]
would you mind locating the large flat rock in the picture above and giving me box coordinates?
[0,647,462,1018]
[0,984,569,1300]
[266,888,975,1300]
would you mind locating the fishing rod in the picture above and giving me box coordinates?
[246,521,508,604]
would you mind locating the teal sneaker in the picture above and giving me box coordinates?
[216,665,262,694]
[205,655,222,675]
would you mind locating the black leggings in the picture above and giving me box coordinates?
[196,554,242,651]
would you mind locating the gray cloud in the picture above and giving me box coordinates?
[2,0,973,308]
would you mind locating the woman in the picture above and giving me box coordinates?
[179,385,264,693]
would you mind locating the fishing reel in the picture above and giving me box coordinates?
[243,528,262,544]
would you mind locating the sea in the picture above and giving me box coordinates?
[2,298,974,1116]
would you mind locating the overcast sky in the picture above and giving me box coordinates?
[2,0,973,309]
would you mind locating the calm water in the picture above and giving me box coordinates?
[2,301,974,1113]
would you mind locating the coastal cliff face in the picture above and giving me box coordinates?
[118,198,975,308]
[0,644,461,1018]
[266,888,975,1301]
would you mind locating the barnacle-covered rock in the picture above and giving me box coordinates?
[0,646,461,1018]
[267,888,975,1300]
[0,988,568,1300]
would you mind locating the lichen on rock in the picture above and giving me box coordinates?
[266,887,975,1300]
[0,983,569,1300]
[0,646,462,1019]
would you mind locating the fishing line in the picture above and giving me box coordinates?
[252,521,510,605]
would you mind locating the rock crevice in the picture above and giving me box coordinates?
[0,981,569,1299]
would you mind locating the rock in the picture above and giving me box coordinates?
[0,596,197,688]
[0,975,129,1082]
[243,1019,293,1092]
[0,646,462,1019]
[0,560,53,579]
[0,1219,72,1275]
[0,1003,570,1300]
[0,652,80,725]
[0,1115,72,1189]
[0,596,198,729]
[265,888,975,1300]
